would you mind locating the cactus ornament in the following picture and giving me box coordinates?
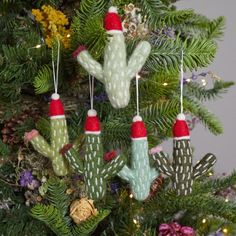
[118,116,158,201]
[73,7,151,109]
[24,94,69,176]
[152,114,217,195]
[61,109,126,200]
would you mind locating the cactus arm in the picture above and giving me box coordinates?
[150,168,159,183]
[193,153,217,179]
[61,145,84,174]
[102,154,126,180]
[126,41,151,80]
[118,165,134,181]
[30,135,52,158]
[76,50,104,83]
[152,152,174,177]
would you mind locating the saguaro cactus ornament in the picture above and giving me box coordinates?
[24,94,69,176]
[152,114,217,195]
[61,109,126,200]
[118,115,158,201]
[73,7,151,108]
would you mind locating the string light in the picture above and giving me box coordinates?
[225,198,229,202]
[163,82,168,86]
[208,172,213,176]
[222,228,228,233]
[133,219,138,224]
[201,79,207,86]
[129,193,133,198]
[66,34,71,38]
[186,78,191,83]
[202,218,207,224]
[35,44,42,49]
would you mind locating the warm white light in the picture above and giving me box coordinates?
[129,193,133,198]
[223,228,228,233]
[202,218,207,224]
[201,79,207,86]
[67,34,71,38]
[225,198,229,202]
[208,172,213,176]
[186,78,191,82]
[35,44,42,49]
[163,82,168,86]
[133,219,138,224]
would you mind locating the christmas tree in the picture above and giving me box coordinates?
[0,0,236,235]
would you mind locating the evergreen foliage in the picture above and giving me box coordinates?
[0,0,235,235]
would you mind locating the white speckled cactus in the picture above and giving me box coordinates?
[72,7,151,108]
[24,94,69,176]
[152,114,217,195]
[61,110,126,200]
[118,116,158,201]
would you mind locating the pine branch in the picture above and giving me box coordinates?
[0,139,10,158]
[71,209,110,236]
[185,80,234,102]
[146,36,217,73]
[184,98,223,135]
[46,178,70,221]
[31,204,71,236]
[33,65,53,94]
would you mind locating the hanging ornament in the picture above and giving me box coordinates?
[118,75,158,201]
[24,40,69,176]
[70,198,98,224]
[73,6,151,109]
[61,76,126,200]
[152,52,217,195]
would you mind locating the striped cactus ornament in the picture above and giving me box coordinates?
[118,116,158,201]
[152,114,217,195]
[61,110,126,201]
[72,7,151,109]
[24,94,69,176]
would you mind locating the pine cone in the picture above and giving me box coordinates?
[1,109,42,145]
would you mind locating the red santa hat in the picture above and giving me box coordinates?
[84,109,101,134]
[131,115,147,140]
[104,6,123,33]
[172,113,190,140]
[49,93,65,119]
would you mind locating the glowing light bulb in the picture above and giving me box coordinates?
[35,44,42,49]
[225,198,229,202]
[201,79,207,86]
[133,219,138,224]
[186,78,191,82]
[129,193,133,198]
[163,82,168,86]
[208,172,213,176]
[222,228,228,233]
[66,34,71,38]
[202,218,207,224]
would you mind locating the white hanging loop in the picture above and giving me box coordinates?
[89,75,94,110]
[51,38,60,95]
[136,74,140,116]
[180,50,184,114]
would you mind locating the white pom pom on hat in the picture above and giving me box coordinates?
[87,109,97,117]
[108,6,118,13]
[51,93,60,100]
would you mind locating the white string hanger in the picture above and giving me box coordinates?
[136,73,141,117]
[89,74,95,111]
[180,50,184,114]
[51,38,60,96]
